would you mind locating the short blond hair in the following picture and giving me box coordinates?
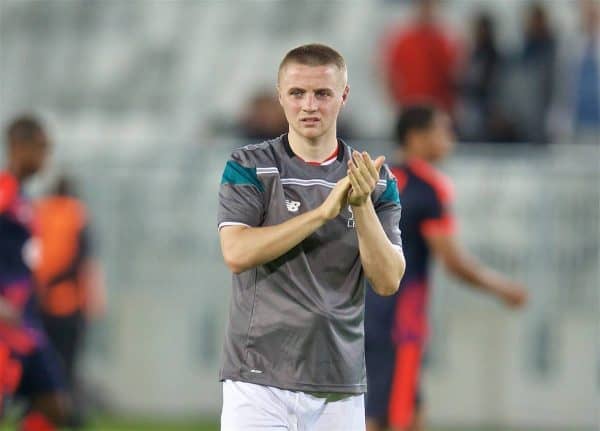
[278,44,347,80]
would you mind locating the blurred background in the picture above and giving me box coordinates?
[0,0,598,430]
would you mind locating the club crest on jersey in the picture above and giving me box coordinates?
[285,199,301,213]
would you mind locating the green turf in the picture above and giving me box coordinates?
[88,419,219,430]
[0,419,212,431]
[0,418,593,431]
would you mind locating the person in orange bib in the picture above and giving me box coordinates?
[34,175,106,427]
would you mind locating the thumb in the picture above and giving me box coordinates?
[374,156,386,172]
[335,176,352,195]
[338,176,351,188]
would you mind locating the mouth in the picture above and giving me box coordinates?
[300,117,320,126]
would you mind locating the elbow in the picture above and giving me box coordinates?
[372,272,403,296]
[443,256,463,278]
[372,255,405,296]
[372,281,400,296]
[225,261,246,275]
[222,249,251,274]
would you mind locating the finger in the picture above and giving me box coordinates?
[373,155,386,172]
[339,181,352,207]
[348,161,370,195]
[352,153,376,190]
[353,169,372,196]
[362,152,380,182]
[352,152,373,183]
[337,176,351,188]
[335,176,352,196]
[352,150,370,168]
[329,177,351,210]
[348,167,368,197]
[347,167,361,194]
[350,151,362,171]
[349,173,367,203]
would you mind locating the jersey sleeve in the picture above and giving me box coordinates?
[374,165,403,250]
[0,173,18,213]
[217,149,265,230]
[420,176,456,237]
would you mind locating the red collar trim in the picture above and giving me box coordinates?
[297,145,339,166]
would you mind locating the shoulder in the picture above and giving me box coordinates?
[407,159,454,204]
[229,137,281,169]
[0,172,19,213]
[222,138,283,191]
[36,196,88,228]
[374,164,401,205]
[388,165,408,191]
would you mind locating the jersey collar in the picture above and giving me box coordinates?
[282,134,345,165]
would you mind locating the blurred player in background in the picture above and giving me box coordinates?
[381,0,461,117]
[0,116,69,430]
[237,90,289,141]
[365,104,528,431]
[218,43,405,431]
[35,174,106,427]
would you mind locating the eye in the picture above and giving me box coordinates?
[315,90,331,98]
[289,89,304,96]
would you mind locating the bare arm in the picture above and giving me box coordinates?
[0,297,20,326]
[426,234,527,308]
[79,259,107,320]
[348,151,405,296]
[352,200,405,296]
[220,177,352,274]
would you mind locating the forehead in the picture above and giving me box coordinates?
[279,63,345,89]
[432,111,450,129]
[12,132,49,150]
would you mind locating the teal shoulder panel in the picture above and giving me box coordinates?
[378,178,401,204]
[220,160,264,192]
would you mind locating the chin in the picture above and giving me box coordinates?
[294,126,327,140]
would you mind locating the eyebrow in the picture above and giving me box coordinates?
[287,87,334,93]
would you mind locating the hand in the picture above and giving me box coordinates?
[319,176,352,221]
[499,281,528,309]
[0,300,21,326]
[347,151,385,207]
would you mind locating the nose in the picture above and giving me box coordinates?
[302,93,317,112]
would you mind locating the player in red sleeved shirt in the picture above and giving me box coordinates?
[365,105,528,431]
[0,116,69,430]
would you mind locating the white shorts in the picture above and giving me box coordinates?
[221,380,365,431]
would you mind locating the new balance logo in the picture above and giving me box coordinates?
[285,200,301,212]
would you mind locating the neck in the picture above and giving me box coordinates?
[6,160,25,183]
[401,147,433,164]
[287,128,338,163]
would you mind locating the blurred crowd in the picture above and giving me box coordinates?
[235,0,599,145]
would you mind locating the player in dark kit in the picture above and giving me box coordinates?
[0,116,69,430]
[364,105,528,431]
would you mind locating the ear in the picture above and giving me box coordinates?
[341,85,350,106]
[276,85,283,107]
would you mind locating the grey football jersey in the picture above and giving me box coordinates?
[217,134,402,394]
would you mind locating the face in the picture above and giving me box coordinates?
[11,132,49,179]
[277,62,349,141]
[581,0,599,35]
[424,112,454,161]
